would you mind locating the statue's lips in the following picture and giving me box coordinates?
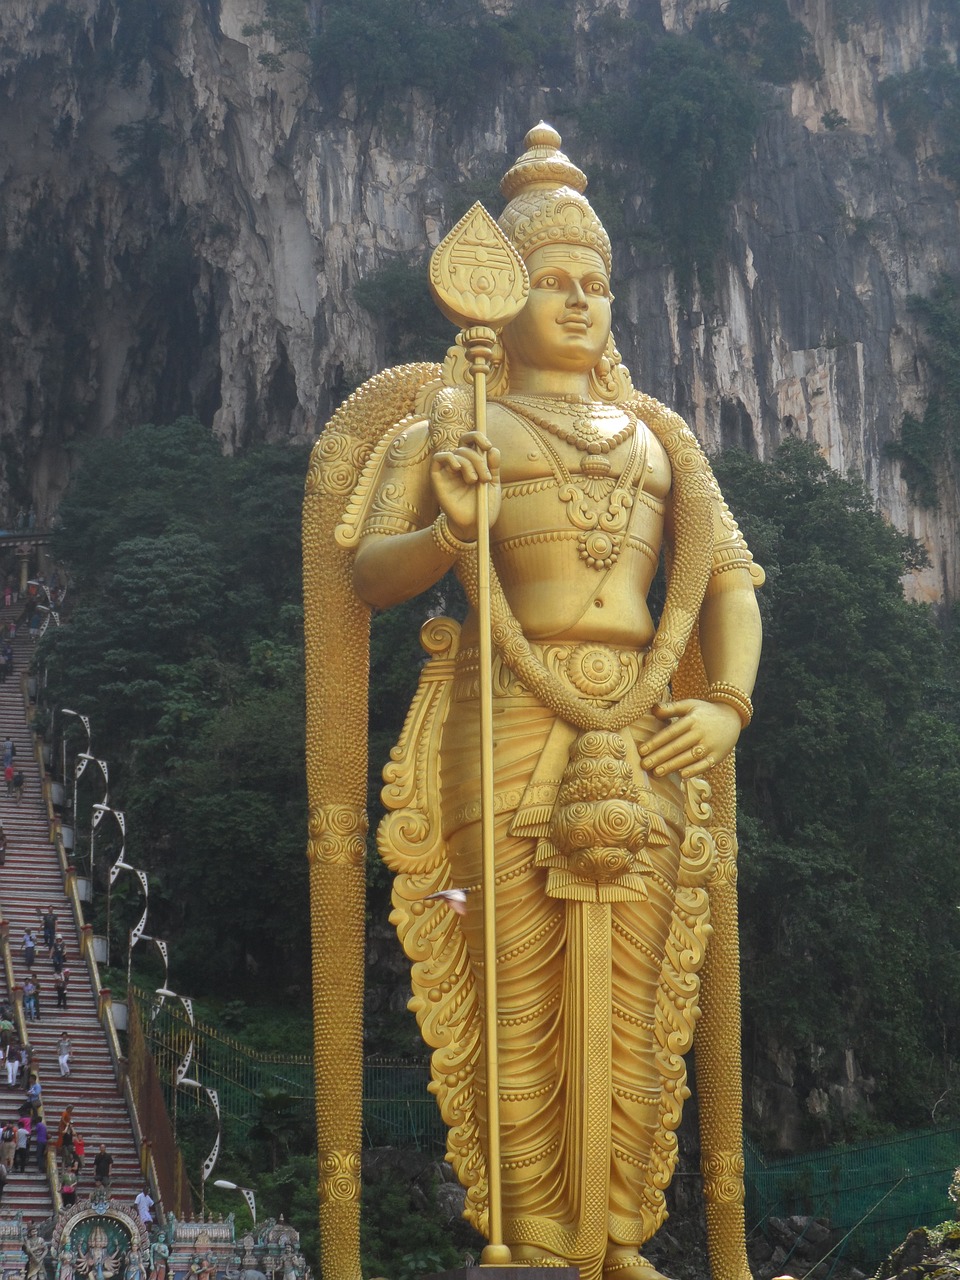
[557,316,591,333]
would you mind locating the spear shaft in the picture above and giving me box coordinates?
[428,205,529,1268]
[465,329,511,1267]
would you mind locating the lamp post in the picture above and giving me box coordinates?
[60,710,91,812]
[213,1180,257,1226]
[154,982,195,1146]
[93,804,129,967]
[76,754,108,881]
[179,1078,221,1217]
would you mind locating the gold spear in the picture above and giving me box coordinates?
[429,203,529,1267]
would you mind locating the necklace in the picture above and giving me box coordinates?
[501,396,637,475]
[501,404,646,570]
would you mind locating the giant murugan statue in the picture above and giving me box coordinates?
[304,125,763,1280]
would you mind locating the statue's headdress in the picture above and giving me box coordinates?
[498,123,612,275]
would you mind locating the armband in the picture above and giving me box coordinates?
[706,681,754,728]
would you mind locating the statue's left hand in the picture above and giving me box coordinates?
[639,700,742,779]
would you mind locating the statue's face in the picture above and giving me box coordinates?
[501,244,611,375]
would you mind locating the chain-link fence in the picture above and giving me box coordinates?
[746,1126,960,1266]
[130,988,445,1149]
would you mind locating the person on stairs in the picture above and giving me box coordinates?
[93,1144,113,1196]
[21,931,36,970]
[0,1121,15,1169]
[34,1116,47,1170]
[55,968,70,1010]
[25,1074,41,1123]
[13,1120,28,1172]
[40,907,57,954]
[22,975,37,1022]
[57,1033,71,1077]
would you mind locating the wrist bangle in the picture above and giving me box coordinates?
[432,511,475,556]
[432,511,476,557]
[706,681,754,728]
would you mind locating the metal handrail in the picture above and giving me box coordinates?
[25,676,163,1219]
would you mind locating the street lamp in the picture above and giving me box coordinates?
[75,754,108,880]
[154,983,195,1146]
[179,1078,221,1217]
[213,1180,257,1226]
[60,710,91,804]
[92,804,132,967]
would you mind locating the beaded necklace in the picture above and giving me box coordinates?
[500,395,637,476]
[500,404,645,571]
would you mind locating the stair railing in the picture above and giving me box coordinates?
[23,681,163,1219]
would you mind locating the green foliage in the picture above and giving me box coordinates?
[113,118,175,182]
[361,1160,472,1278]
[701,0,819,84]
[242,0,311,68]
[887,274,960,507]
[112,0,169,84]
[41,420,311,997]
[248,0,572,106]
[822,108,849,130]
[354,257,453,364]
[6,208,91,326]
[580,34,761,291]
[881,49,960,186]
[715,441,960,1138]
[887,407,945,508]
[833,0,876,42]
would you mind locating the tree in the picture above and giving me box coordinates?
[41,419,312,997]
[714,441,960,1139]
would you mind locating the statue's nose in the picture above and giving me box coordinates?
[566,279,588,307]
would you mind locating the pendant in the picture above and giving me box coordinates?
[581,454,612,478]
[578,530,623,570]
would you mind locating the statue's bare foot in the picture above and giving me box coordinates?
[512,1244,572,1268]
[603,1249,673,1280]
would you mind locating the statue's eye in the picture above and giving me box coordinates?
[538,275,560,288]
[586,280,609,296]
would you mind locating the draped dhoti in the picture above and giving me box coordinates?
[435,644,712,1277]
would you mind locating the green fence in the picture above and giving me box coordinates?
[131,986,314,1127]
[130,988,445,1149]
[362,1058,445,1151]
[746,1127,960,1267]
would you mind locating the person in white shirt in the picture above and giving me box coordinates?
[135,1187,154,1225]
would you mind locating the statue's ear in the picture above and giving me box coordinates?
[587,335,635,403]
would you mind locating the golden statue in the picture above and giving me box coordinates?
[304,124,763,1280]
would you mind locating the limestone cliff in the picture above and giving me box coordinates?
[0,0,958,603]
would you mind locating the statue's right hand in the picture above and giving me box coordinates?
[430,431,502,540]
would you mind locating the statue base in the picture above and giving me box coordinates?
[424,1269,580,1279]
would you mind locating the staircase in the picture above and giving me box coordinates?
[0,608,145,1224]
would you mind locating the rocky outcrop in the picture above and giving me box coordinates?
[0,0,957,599]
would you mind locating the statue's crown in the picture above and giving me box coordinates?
[498,123,611,274]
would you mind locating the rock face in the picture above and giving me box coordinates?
[0,0,958,599]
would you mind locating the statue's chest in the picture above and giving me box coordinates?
[490,404,671,497]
